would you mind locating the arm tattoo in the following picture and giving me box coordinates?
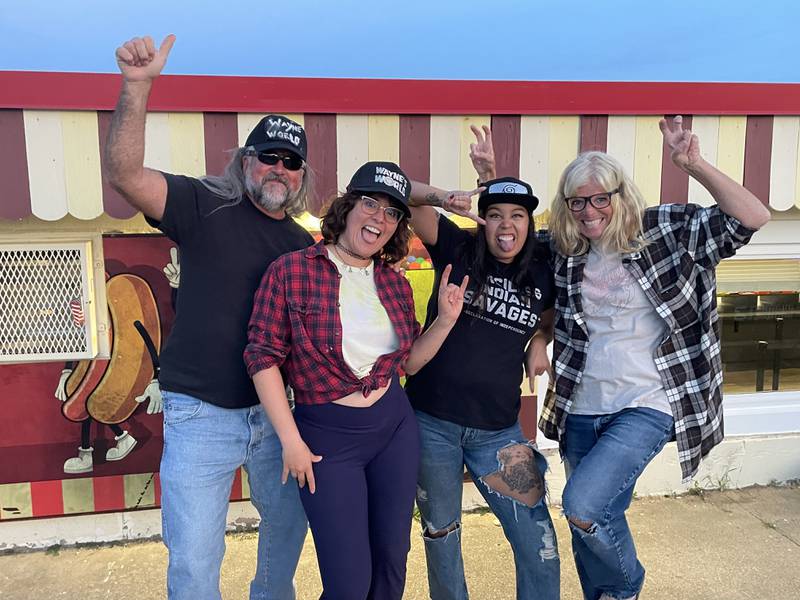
[425,192,443,208]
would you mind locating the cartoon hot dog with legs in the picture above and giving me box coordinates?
[56,272,163,473]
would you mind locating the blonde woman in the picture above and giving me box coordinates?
[466,117,770,600]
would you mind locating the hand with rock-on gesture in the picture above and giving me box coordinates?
[441,187,486,226]
[435,264,470,328]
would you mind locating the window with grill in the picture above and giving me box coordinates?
[0,241,108,363]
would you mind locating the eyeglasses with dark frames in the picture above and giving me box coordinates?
[244,151,305,171]
[564,189,619,212]
[359,196,404,224]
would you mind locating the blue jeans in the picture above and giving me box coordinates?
[415,411,560,600]
[160,391,308,600]
[562,407,674,600]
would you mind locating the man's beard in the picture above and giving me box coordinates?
[246,173,297,212]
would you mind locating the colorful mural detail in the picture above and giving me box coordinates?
[58,271,163,474]
[0,235,175,520]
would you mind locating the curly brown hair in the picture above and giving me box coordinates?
[320,192,411,264]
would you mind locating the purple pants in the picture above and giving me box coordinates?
[294,377,420,600]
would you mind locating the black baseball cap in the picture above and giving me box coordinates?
[347,161,411,217]
[478,176,539,214]
[244,115,307,161]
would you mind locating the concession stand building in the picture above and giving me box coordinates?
[0,2,798,545]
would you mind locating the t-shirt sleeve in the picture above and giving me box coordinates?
[424,215,473,269]
[144,173,205,245]
[300,228,315,247]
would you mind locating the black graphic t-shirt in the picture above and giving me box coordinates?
[146,174,314,409]
[405,216,555,430]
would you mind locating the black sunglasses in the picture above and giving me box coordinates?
[245,151,304,171]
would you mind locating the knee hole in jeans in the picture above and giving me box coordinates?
[567,515,596,533]
[423,520,460,540]
[480,443,545,508]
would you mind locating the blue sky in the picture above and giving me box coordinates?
[1,0,797,82]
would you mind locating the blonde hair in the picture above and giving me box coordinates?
[549,151,649,256]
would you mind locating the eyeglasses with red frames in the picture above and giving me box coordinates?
[244,151,305,171]
[359,196,404,224]
[564,189,619,212]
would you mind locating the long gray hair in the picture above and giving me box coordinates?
[199,147,311,217]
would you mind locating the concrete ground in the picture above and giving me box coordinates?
[1,485,798,599]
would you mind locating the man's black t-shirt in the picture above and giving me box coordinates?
[405,216,555,430]
[147,174,314,409]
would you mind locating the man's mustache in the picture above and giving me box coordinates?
[263,173,288,186]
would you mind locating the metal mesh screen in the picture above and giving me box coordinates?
[0,246,92,360]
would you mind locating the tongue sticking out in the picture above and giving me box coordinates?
[362,228,380,244]
[497,236,515,252]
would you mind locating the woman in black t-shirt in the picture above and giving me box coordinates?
[407,130,559,600]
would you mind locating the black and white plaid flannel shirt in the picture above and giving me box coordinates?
[539,203,758,481]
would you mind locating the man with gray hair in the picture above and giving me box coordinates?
[105,34,312,600]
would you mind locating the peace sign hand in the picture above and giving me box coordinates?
[659,115,702,173]
[469,124,497,182]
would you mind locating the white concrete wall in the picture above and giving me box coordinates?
[2,433,798,551]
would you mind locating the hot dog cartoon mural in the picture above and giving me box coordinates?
[55,272,165,473]
[0,236,178,512]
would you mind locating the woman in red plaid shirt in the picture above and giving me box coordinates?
[244,161,468,600]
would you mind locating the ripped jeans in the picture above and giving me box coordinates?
[415,411,560,600]
[562,408,674,600]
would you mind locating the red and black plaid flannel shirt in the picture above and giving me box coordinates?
[244,241,421,405]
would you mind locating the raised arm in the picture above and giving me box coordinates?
[407,124,500,242]
[407,183,446,245]
[660,116,771,230]
[104,35,176,221]
[408,182,484,246]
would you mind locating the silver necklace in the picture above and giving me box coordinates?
[332,245,372,276]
